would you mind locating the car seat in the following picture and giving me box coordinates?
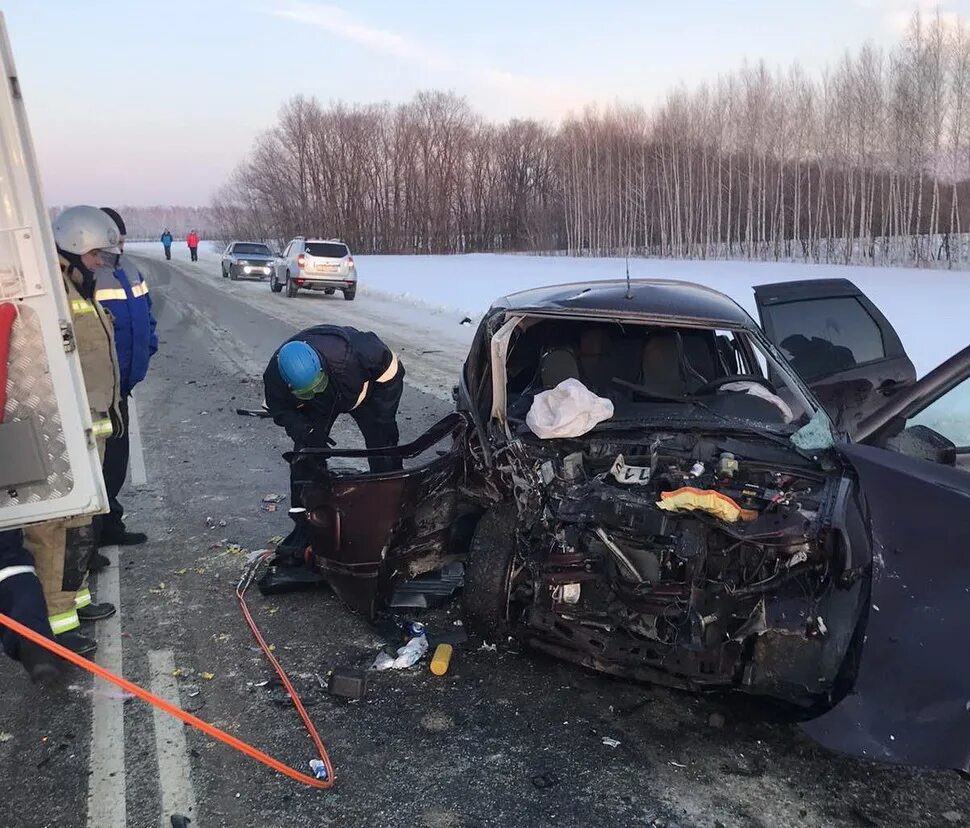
[539,347,581,389]
[639,330,689,397]
[578,328,614,394]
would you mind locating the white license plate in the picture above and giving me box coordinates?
[315,264,339,273]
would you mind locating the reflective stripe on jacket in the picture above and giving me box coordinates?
[60,255,122,435]
[94,254,158,396]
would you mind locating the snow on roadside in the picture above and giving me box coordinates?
[353,253,968,378]
[126,242,967,377]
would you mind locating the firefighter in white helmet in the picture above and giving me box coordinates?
[21,206,123,656]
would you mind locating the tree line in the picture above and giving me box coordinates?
[48,206,214,241]
[212,12,970,267]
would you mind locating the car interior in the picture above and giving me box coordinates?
[504,319,805,429]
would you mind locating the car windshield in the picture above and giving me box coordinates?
[306,242,348,258]
[499,317,824,438]
[233,243,271,255]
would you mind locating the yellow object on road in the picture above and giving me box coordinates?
[430,643,453,675]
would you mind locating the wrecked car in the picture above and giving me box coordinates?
[289,276,970,772]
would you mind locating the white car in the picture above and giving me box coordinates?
[271,237,357,300]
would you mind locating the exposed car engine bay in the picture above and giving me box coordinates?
[492,429,850,705]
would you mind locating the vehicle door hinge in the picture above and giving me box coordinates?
[61,320,76,352]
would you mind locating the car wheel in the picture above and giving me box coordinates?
[285,274,298,297]
[222,265,228,278]
[229,268,238,281]
[343,288,356,301]
[463,504,529,641]
[270,273,283,293]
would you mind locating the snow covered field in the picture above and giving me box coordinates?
[127,241,970,440]
[130,240,968,377]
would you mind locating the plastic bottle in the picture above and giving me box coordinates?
[430,643,453,676]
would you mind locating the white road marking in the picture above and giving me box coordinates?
[128,394,147,486]
[86,545,126,828]
[148,650,199,828]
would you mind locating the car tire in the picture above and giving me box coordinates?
[229,268,238,281]
[286,274,298,297]
[463,504,525,641]
[270,273,283,293]
[222,266,228,278]
[343,288,356,301]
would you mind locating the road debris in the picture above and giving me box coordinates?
[669,761,687,768]
[372,631,429,670]
[327,669,368,700]
[430,643,453,675]
[201,672,216,681]
[601,737,621,748]
[309,758,329,781]
[0,731,12,743]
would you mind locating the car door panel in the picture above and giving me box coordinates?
[296,413,466,618]
[800,441,970,771]
[753,279,916,435]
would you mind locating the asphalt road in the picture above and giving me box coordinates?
[1,254,968,828]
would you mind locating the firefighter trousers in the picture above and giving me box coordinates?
[24,519,95,634]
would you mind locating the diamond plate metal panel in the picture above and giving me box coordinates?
[0,304,74,506]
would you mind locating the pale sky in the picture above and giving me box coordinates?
[3,0,966,206]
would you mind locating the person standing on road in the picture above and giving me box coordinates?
[186,229,199,262]
[160,228,173,260]
[262,325,405,567]
[22,206,123,656]
[93,207,157,551]
[263,325,405,474]
[0,527,66,685]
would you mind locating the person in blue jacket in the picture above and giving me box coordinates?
[0,528,64,685]
[93,208,158,555]
[160,228,173,260]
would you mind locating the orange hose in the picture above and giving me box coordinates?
[0,554,335,789]
[235,551,335,785]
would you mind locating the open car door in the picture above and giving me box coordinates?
[801,346,970,771]
[293,413,468,619]
[753,279,915,436]
[0,15,108,530]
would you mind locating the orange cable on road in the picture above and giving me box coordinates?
[0,552,335,789]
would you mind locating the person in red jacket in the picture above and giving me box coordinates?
[186,229,200,261]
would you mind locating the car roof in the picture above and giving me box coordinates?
[493,278,755,327]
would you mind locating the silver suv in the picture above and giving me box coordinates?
[271,237,357,300]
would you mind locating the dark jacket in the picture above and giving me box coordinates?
[94,254,158,396]
[263,325,394,446]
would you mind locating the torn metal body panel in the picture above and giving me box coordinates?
[800,442,970,772]
[297,413,468,618]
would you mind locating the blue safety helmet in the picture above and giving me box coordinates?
[277,341,328,399]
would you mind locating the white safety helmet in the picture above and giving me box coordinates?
[52,205,122,255]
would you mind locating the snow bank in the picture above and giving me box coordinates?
[354,253,968,377]
[126,242,966,377]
